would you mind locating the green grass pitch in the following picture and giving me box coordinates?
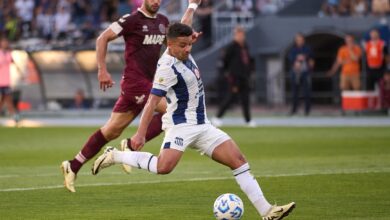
[0,126,389,219]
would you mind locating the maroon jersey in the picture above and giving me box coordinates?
[110,9,169,92]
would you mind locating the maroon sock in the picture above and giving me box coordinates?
[126,113,163,150]
[70,129,108,173]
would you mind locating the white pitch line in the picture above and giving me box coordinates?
[0,169,389,192]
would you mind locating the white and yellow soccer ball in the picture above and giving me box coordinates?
[213,193,244,220]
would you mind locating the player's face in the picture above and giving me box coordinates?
[168,36,193,61]
[144,0,161,14]
[0,39,9,49]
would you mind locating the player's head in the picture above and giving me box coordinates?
[369,29,380,41]
[344,34,355,46]
[295,33,305,47]
[233,26,246,45]
[167,23,193,61]
[142,0,161,15]
[0,38,9,49]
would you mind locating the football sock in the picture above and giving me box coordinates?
[125,113,163,150]
[113,151,158,174]
[70,129,108,173]
[233,163,272,216]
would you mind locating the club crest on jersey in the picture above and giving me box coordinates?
[194,68,200,79]
[142,25,149,32]
[135,94,145,104]
[159,24,166,34]
[143,35,165,45]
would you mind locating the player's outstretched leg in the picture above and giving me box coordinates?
[92,147,159,175]
[120,113,163,174]
[262,202,296,220]
[211,139,295,219]
[92,146,117,175]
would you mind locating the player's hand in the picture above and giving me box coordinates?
[189,0,201,5]
[98,70,115,92]
[192,31,202,43]
[131,133,146,151]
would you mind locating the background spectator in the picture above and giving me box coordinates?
[14,0,35,38]
[363,29,387,90]
[211,26,256,127]
[351,0,368,17]
[371,0,390,16]
[320,0,339,17]
[288,33,314,116]
[54,6,71,40]
[73,89,89,109]
[327,34,362,91]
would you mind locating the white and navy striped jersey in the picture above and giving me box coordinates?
[151,50,209,130]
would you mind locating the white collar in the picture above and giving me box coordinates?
[137,8,157,19]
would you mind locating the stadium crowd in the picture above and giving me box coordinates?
[320,0,390,17]
[0,0,293,44]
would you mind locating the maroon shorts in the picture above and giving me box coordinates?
[113,89,151,114]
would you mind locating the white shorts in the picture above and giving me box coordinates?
[161,123,231,157]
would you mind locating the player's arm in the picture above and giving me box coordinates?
[131,94,163,149]
[327,49,342,76]
[181,0,202,42]
[181,0,201,26]
[96,28,118,91]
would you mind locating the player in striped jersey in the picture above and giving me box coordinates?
[92,23,295,220]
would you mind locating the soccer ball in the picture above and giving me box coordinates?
[213,193,244,220]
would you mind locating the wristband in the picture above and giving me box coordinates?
[188,3,198,10]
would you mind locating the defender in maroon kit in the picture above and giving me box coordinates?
[61,0,201,192]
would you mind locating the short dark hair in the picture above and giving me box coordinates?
[167,23,193,39]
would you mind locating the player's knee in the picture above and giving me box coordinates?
[157,164,174,175]
[230,154,247,170]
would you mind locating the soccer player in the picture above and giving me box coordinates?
[61,0,202,193]
[92,23,295,220]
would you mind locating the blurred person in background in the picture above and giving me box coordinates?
[60,0,202,193]
[14,0,35,38]
[211,26,256,127]
[36,7,55,43]
[0,38,20,124]
[337,0,350,16]
[319,0,339,17]
[379,71,390,111]
[351,0,368,17]
[327,34,362,91]
[363,29,387,90]
[73,89,89,109]
[288,33,314,116]
[371,0,390,16]
[54,6,71,40]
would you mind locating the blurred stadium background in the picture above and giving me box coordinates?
[1,1,390,219]
[1,0,390,127]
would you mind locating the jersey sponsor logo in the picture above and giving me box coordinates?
[142,25,149,32]
[135,94,146,104]
[159,24,166,34]
[142,34,165,45]
[174,137,184,147]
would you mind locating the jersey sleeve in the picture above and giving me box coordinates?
[109,13,134,36]
[151,64,177,97]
